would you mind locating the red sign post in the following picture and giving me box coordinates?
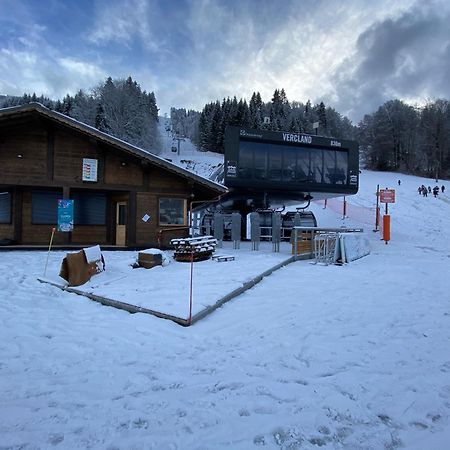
[379,188,395,244]
[380,189,396,203]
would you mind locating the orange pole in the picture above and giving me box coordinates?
[383,215,390,244]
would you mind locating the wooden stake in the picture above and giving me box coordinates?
[43,227,56,277]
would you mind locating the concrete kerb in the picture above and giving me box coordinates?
[190,255,296,324]
[37,254,298,327]
[37,278,190,326]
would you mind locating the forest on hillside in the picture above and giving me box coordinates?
[1,79,449,179]
[171,92,450,179]
[1,77,161,154]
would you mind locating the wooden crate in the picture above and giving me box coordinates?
[291,231,313,255]
[137,252,162,269]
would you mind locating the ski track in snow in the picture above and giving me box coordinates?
[1,168,450,449]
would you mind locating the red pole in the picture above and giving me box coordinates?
[188,251,194,324]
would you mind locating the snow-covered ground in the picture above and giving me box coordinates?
[159,118,223,180]
[40,241,295,320]
[1,144,450,448]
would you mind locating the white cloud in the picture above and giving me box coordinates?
[87,0,160,52]
[0,48,105,99]
[1,0,447,123]
[152,0,422,116]
[58,57,105,80]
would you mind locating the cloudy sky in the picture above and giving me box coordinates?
[1,0,449,122]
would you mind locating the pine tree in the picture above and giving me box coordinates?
[317,101,327,131]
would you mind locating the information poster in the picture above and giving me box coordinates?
[57,199,74,232]
[82,158,98,182]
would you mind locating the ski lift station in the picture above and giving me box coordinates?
[0,102,359,249]
[193,126,359,241]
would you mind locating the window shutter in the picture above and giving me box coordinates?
[0,193,11,224]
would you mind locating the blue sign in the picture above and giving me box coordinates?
[57,199,74,232]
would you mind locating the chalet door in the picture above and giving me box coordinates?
[115,201,127,246]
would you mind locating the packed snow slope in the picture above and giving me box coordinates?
[1,152,450,448]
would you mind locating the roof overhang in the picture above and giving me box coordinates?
[0,102,227,195]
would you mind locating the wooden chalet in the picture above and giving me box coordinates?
[0,103,226,248]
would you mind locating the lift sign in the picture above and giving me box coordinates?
[380,189,396,203]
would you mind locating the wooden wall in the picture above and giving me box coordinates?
[0,123,47,185]
[0,112,218,247]
[136,192,157,245]
[0,224,14,241]
[21,191,65,245]
[105,153,143,186]
[53,130,102,183]
[136,192,189,247]
[71,226,108,245]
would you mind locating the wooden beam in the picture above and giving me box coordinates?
[127,191,137,246]
[46,126,54,181]
[13,187,22,243]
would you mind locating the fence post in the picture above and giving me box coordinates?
[374,184,380,231]
[342,196,347,219]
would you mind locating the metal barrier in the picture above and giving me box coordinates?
[314,233,339,265]
[292,226,364,260]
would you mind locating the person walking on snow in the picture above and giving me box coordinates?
[442,185,445,194]
[433,186,439,198]
[398,179,401,186]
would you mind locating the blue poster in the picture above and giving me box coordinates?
[57,199,74,232]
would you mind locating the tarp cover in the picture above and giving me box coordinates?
[340,233,370,262]
[59,247,105,286]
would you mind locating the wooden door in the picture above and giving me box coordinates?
[115,201,127,246]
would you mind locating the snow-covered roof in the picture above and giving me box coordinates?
[0,102,227,195]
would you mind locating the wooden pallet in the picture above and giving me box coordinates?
[171,236,218,262]
[211,255,235,262]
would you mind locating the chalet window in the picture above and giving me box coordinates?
[31,190,60,224]
[0,192,11,224]
[159,198,187,225]
[72,192,106,225]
